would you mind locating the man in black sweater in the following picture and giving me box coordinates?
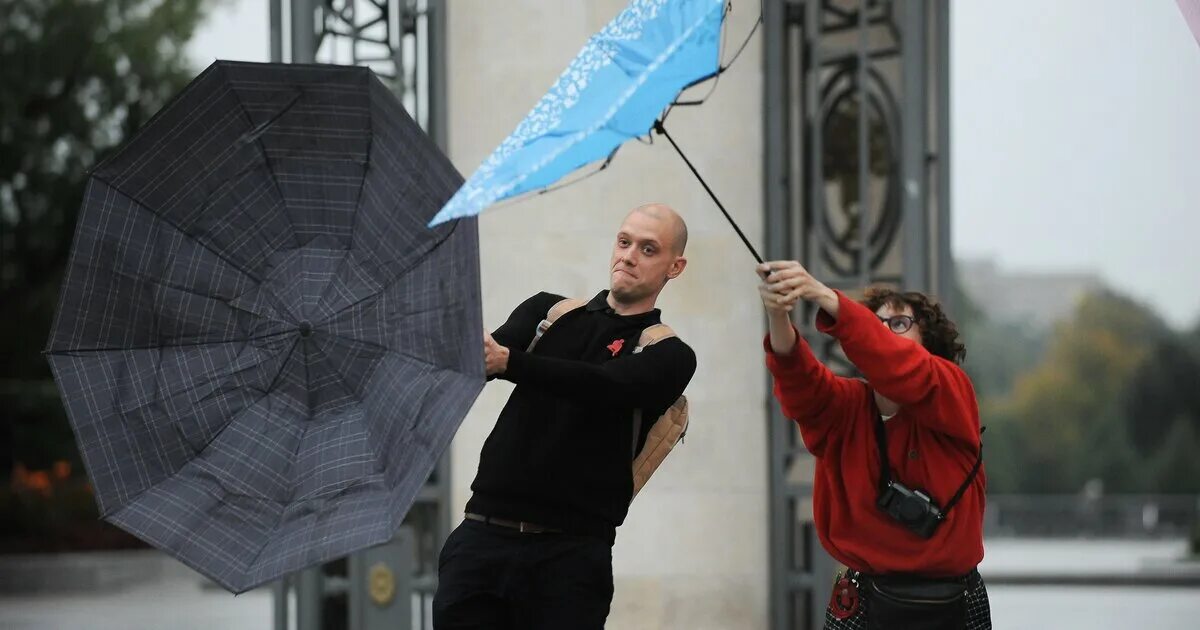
[432,204,697,629]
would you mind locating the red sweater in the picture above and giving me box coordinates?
[765,291,985,576]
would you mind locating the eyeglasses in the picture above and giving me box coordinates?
[878,315,915,335]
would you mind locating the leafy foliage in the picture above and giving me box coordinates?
[0,0,212,550]
[967,287,1200,494]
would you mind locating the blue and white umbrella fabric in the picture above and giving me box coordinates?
[429,0,727,227]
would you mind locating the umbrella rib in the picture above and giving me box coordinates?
[342,74,372,283]
[304,335,371,414]
[89,174,268,286]
[313,219,461,326]
[44,329,296,355]
[307,77,375,323]
[294,337,475,504]
[320,331,474,382]
[244,475,395,586]
[222,64,305,249]
[242,338,320,575]
[74,257,291,333]
[668,0,761,107]
[475,151,616,213]
[100,336,301,519]
[191,335,302,471]
[289,475,377,511]
[318,290,462,331]
[102,334,298,428]
[302,336,314,427]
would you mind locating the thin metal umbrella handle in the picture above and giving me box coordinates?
[653,120,764,265]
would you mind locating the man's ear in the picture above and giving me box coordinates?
[666,256,687,280]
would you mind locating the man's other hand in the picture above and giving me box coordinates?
[484,329,510,376]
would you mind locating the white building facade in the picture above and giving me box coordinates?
[444,3,771,628]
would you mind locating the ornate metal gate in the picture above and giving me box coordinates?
[762,2,952,628]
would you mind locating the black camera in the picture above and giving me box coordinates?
[877,480,944,539]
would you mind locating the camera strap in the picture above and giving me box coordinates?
[873,412,985,516]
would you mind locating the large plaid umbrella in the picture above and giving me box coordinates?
[45,61,483,593]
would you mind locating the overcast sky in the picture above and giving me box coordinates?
[188,0,1200,328]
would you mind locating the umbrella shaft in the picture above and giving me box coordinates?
[654,121,764,265]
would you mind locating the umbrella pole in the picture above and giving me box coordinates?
[653,120,764,265]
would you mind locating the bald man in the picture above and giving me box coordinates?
[433,204,697,630]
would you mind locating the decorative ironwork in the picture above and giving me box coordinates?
[819,0,899,41]
[811,0,904,281]
[817,62,901,276]
[764,1,952,628]
[368,562,397,606]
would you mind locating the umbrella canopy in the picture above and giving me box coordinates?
[429,0,726,226]
[45,61,483,593]
[1180,0,1200,49]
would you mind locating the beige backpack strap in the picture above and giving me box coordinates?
[630,323,677,452]
[526,298,587,352]
[633,324,676,353]
[629,321,688,500]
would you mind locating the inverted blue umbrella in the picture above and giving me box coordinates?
[429,0,763,262]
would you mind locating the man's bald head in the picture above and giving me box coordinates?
[608,202,689,307]
[628,203,688,255]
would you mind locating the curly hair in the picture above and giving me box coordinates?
[861,287,966,364]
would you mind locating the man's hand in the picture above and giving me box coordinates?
[757,260,839,318]
[483,329,510,376]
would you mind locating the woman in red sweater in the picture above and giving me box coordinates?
[759,260,991,630]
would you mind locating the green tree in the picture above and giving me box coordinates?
[951,270,1049,493]
[1146,418,1200,494]
[960,318,1047,401]
[988,290,1167,493]
[1122,338,1200,457]
[0,0,212,472]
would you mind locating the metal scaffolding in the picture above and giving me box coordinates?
[270,0,446,147]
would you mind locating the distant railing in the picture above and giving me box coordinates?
[985,494,1200,538]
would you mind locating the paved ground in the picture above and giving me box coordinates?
[1,539,1198,629]
[0,578,273,630]
[989,585,1200,628]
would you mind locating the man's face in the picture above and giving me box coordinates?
[875,302,923,346]
[609,210,685,304]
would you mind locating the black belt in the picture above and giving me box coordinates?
[464,512,563,534]
[845,568,983,592]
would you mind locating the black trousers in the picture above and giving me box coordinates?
[432,519,614,630]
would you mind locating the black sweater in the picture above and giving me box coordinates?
[465,290,697,543]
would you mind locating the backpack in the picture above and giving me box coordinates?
[525,298,690,500]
